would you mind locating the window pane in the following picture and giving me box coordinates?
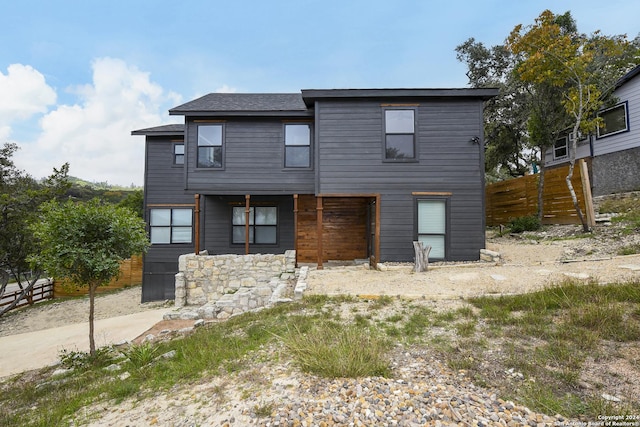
[172,209,192,226]
[386,135,414,159]
[233,226,254,244]
[255,207,277,225]
[198,146,222,168]
[418,235,445,259]
[174,154,184,165]
[418,200,445,234]
[285,146,310,168]
[385,110,414,133]
[174,144,184,154]
[285,124,310,146]
[599,104,627,136]
[150,209,171,226]
[255,226,277,244]
[172,227,192,243]
[233,207,255,225]
[554,138,567,159]
[150,227,170,244]
[198,125,222,146]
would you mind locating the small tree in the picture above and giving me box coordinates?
[0,142,69,316]
[507,10,638,231]
[31,199,149,355]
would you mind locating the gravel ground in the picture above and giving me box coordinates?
[3,223,640,426]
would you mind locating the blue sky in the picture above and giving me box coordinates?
[1,0,639,186]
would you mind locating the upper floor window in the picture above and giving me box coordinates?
[173,143,184,165]
[384,109,416,160]
[597,102,628,138]
[197,124,223,167]
[149,208,193,244]
[232,206,277,244]
[553,136,568,160]
[285,124,311,168]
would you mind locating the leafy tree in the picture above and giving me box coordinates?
[117,189,144,218]
[507,9,639,231]
[0,143,69,316]
[31,199,149,355]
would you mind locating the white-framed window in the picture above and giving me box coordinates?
[553,136,568,160]
[597,102,629,138]
[285,124,311,168]
[232,206,278,245]
[173,143,184,165]
[416,199,447,260]
[384,109,416,160]
[149,208,193,244]
[197,124,223,167]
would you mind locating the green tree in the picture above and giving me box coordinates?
[507,9,639,231]
[117,189,144,218]
[0,143,69,316]
[31,199,149,355]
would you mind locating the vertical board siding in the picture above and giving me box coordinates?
[316,99,486,262]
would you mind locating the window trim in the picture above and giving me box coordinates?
[172,142,185,166]
[414,197,449,261]
[149,208,193,245]
[553,136,568,160]
[196,124,225,169]
[283,123,312,169]
[596,101,629,139]
[383,107,418,162]
[231,205,279,246]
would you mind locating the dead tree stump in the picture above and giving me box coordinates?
[413,241,432,272]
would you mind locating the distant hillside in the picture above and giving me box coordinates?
[67,176,142,191]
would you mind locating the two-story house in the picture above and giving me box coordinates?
[544,64,640,196]
[133,88,498,302]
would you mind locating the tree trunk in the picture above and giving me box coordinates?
[537,153,546,222]
[566,161,589,232]
[88,282,97,356]
[413,241,432,272]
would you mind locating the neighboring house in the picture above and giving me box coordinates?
[133,88,498,302]
[544,64,640,196]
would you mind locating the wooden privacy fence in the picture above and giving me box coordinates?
[53,255,143,297]
[486,160,595,226]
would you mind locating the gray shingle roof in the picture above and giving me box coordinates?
[131,124,184,135]
[169,93,307,114]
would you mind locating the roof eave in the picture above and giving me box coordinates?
[301,88,500,106]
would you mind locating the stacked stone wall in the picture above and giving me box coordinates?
[168,250,296,320]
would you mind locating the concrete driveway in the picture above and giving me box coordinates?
[0,308,171,379]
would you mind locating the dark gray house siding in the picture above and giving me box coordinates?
[134,88,497,301]
[183,119,315,194]
[312,98,486,262]
[133,125,195,302]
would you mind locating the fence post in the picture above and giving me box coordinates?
[579,159,596,228]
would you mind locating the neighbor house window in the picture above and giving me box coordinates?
[284,124,311,168]
[173,143,184,165]
[384,109,416,160]
[597,103,628,138]
[417,199,447,259]
[232,206,277,244]
[149,208,193,244]
[197,124,223,167]
[553,136,568,160]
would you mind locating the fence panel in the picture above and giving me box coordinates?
[0,278,54,312]
[486,161,593,226]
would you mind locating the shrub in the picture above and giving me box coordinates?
[509,215,541,233]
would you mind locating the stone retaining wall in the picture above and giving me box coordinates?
[166,250,296,320]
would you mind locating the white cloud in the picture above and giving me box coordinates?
[215,84,237,93]
[14,58,182,186]
[0,64,56,132]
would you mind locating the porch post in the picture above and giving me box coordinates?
[375,194,381,268]
[194,194,201,255]
[293,194,299,267]
[245,194,251,255]
[316,196,323,270]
